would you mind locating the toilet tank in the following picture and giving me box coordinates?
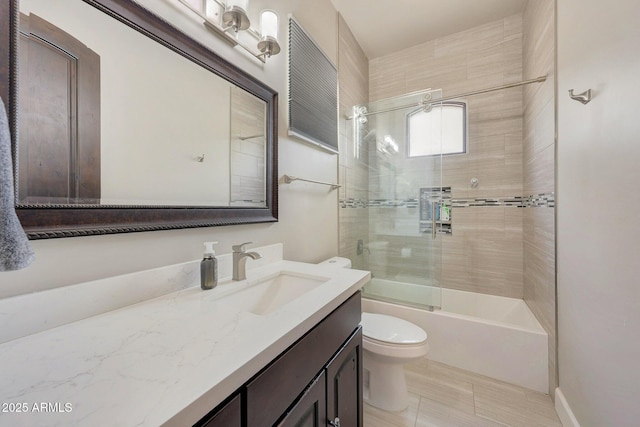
[318,257,352,269]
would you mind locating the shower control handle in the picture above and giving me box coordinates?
[328,417,341,427]
[432,202,437,240]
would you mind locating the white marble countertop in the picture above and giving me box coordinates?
[0,258,369,427]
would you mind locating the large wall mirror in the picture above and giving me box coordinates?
[0,0,278,239]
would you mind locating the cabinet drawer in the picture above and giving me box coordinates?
[246,292,361,426]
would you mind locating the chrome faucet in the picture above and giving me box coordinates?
[232,242,262,281]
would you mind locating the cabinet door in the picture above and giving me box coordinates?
[278,371,326,427]
[18,12,101,203]
[247,292,361,426]
[197,394,241,427]
[326,327,363,427]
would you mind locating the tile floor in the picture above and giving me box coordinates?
[364,358,562,427]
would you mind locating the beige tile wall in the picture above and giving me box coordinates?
[369,15,523,102]
[442,207,524,297]
[367,15,526,298]
[522,0,557,396]
[337,14,369,270]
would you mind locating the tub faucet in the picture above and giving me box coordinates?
[232,242,262,281]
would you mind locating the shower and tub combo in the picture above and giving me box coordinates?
[340,79,552,410]
[363,278,548,393]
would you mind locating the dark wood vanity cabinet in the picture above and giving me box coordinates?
[326,328,363,427]
[197,394,241,427]
[278,370,327,427]
[278,329,363,427]
[195,291,362,427]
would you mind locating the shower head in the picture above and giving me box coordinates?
[363,129,377,143]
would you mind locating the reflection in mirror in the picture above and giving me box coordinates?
[0,0,278,238]
[17,0,267,207]
[230,86,266,206]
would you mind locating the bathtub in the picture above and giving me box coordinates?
[362,278,549,393]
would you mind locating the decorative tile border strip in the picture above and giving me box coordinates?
[368,198,420,208]
[340,199,369,208]
[451,197,527,208]
[527,192,555,207]
[339,192,554,208]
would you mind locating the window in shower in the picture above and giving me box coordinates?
[407,101,467,157]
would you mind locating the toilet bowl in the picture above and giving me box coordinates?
[318,257,430,412]
[361,312,429,412]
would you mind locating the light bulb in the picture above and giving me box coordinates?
[260,10,278,40]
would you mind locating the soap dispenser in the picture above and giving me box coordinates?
[201,241,219,290]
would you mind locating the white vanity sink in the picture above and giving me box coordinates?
[222,272,330,315]
[0,244,371,427]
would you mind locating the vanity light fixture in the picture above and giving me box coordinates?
[222,0,250,32]
[177,0,281,63]
[257,10,281,58]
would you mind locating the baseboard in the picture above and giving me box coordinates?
[555,388,581,427]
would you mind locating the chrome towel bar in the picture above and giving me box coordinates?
[281,175,341,191]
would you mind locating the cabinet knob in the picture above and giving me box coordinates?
[328,417,341,427]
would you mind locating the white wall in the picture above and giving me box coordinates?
[557,0,640,425]
[0,0,341,298]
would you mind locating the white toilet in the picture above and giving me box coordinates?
[319,257,430,412]
[361,312,429,411]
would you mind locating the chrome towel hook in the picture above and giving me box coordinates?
[568,89,592,104]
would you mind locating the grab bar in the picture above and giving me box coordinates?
[281,174,341,191]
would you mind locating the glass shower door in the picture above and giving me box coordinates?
[353,88,444,310]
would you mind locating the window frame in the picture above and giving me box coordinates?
[406,100,468,158]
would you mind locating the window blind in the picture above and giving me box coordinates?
[288,17,338,153]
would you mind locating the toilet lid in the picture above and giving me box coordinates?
[361,312,427,344]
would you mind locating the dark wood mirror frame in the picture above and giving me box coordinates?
[0,0,278,239]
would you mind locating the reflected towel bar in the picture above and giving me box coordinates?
[281,175,341,191]
[239,134,265,140]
